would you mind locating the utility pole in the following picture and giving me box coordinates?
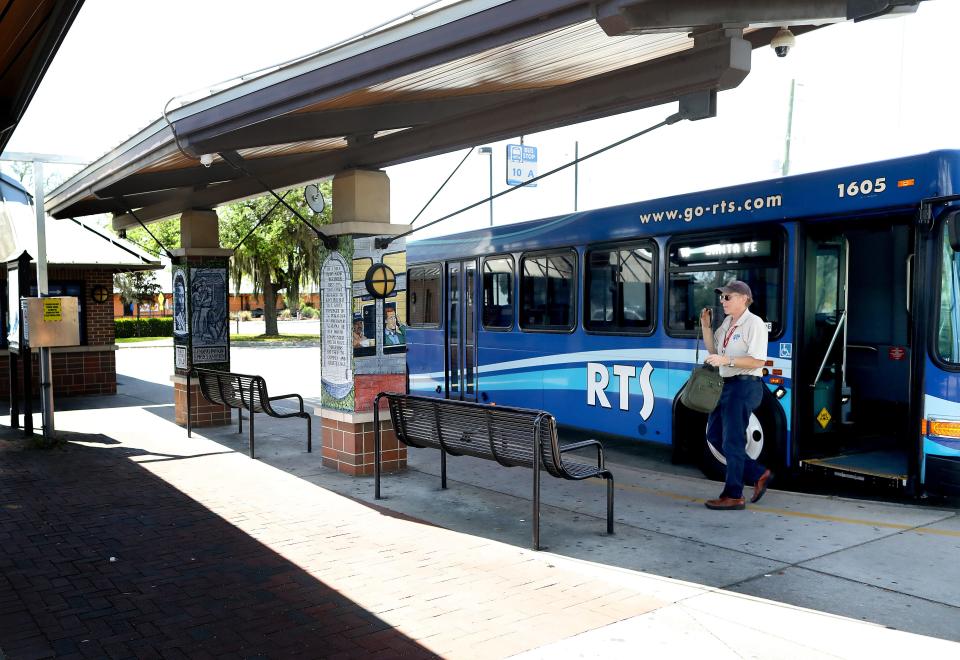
[782,79,796,177]
[477,146,493,226]
[574,141,579,212]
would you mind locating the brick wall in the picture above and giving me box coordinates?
[321,416,406,476]
[71,269,117,346]
[354,373,406,413]
[114,293,172,318]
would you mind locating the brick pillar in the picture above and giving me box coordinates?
[173,378,230,427]
[320,412,405,476]
[320,373,406,475]
[170,209,234,428]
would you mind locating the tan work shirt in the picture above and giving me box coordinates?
[714,308,768,377]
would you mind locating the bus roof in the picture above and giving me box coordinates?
[408,149,960,263]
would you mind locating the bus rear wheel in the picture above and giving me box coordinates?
[699,389,785,483]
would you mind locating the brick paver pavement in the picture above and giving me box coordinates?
[0,418,664,659]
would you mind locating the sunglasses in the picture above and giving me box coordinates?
[720,293,738,301]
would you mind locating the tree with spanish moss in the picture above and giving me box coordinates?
[218,184,331,336]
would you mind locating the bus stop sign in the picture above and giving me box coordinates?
[506,144,538,187]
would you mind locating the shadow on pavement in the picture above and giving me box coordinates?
[0,428,437,659]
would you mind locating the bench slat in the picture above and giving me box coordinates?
[384,394,564,477]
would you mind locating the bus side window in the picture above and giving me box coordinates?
[585,242,655,333]
[482,256,514,329]
[520,251,576,331]
[408,264,442,328]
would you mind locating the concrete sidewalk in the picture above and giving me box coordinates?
[1,373,957,657]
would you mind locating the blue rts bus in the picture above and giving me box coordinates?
[404,151,960,497]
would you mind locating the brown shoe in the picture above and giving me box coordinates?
[751,470,773,503]
[704,496,745,510]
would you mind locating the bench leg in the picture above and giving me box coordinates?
[306,414,312,453]
[186,372,192,438]
[238,407,243,434]
[606,474,615,535]
[533,447,541,551]
[249,409,255,459]
[441,451,447,490]
[374,402,382,499]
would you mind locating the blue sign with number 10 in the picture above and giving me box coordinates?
[506,144,538,187]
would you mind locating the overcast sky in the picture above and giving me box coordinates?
[5,0,959,238]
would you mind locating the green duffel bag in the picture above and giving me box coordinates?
[680,364,723,413]
[680,324,723,414]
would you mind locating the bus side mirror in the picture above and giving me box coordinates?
[949,215,960,251]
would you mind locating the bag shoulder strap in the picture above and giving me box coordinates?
[695,319,702,363]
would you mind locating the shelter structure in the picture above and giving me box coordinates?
[0,0,86,154]
[44,0,924,471]
[0,173,161,398]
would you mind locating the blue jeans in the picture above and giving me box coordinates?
[706,378,765,499]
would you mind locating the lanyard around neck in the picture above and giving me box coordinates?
[722,323,738,350]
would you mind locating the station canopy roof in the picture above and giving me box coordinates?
[45,0,923,230]
[0,0,85,154]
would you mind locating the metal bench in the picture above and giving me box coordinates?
[373,392,614,550]
[187,368,311,459]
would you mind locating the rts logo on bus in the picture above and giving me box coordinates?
[586,362,655,420]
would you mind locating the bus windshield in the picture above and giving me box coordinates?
[939,217,960,363]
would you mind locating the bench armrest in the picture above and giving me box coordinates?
[559,439,605,469]
[269,393,305,412]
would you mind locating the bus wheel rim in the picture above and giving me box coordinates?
[705,413,764,466]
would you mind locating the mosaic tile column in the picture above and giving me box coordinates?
[317,170,409,475]
[170,210,233,428]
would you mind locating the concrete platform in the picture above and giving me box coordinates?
[0,345,955,658]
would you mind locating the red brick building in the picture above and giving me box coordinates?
[1,173,161,398]
[113,282,320,318]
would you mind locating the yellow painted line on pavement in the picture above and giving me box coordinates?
[591,478,960,538]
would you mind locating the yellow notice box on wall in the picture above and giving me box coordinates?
[26,297,80,347]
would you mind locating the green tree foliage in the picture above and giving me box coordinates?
[218,183,332,336]
[123,218,181,257]
[115,271,163,333]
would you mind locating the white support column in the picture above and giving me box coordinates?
[33,159,55,438]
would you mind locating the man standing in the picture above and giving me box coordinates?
[699,280,773,510]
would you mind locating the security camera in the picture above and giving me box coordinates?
[771,27,795,58]
[200,153,214,168]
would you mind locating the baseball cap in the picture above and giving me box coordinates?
[715,280,752,298]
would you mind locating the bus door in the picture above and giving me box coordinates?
[797,222,914,489]
[446,260,477,401]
